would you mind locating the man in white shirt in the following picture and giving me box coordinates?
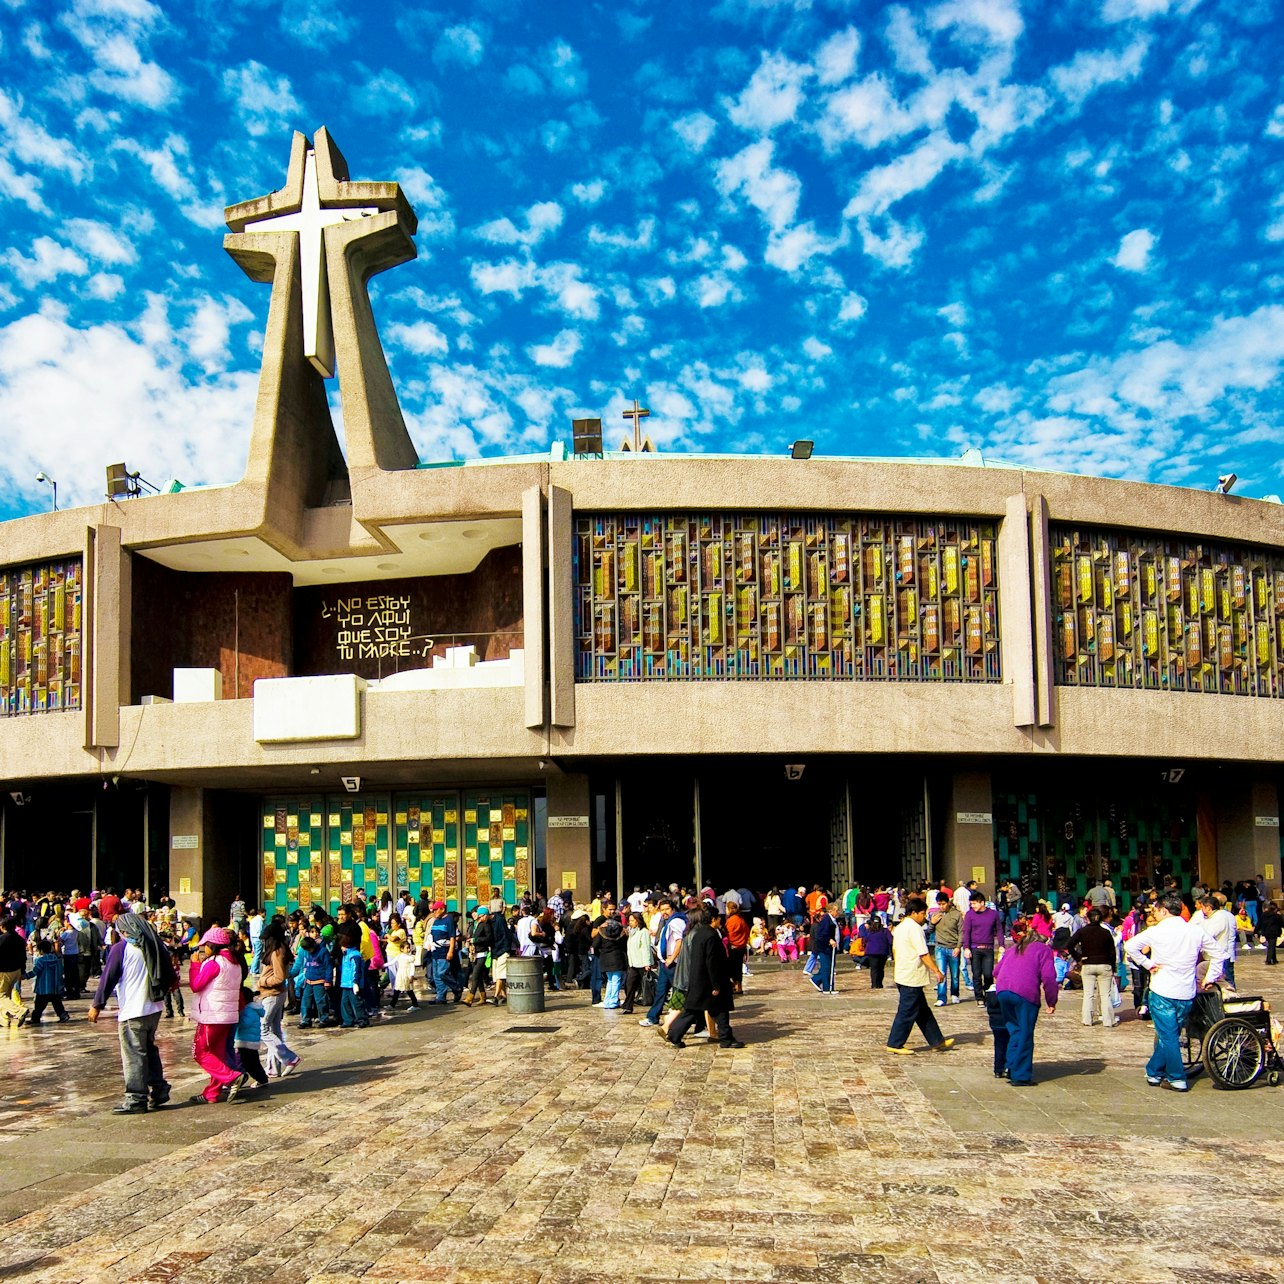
[1197,893,1238,987]
[953,881,975,916]
[886,897,954,1055]
[1124,892,1225,1092]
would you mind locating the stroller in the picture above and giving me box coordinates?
[1182,988,1284,1090]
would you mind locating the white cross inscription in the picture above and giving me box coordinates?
[244,149,377,378]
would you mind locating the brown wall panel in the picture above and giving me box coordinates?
[131,557,293,701]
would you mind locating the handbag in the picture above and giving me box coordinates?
[640,970,657,1006]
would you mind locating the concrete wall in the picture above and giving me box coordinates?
[939,771,995,892]
[544,772,591,902]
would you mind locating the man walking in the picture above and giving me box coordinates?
[961,889,1002,1004]
[886,897,954,1055]
[88,912,175,1113]
[1124,892,1224,1092]
[639,898,685,1027]
[661,907,744,1049]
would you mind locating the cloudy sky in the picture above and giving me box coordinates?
[1,0,1283,519]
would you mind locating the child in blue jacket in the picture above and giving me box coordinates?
[27,939,70,1024]
[338,924,368,1029]
[294,934,334,1028]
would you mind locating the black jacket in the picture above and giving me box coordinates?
[681,924,734,1013]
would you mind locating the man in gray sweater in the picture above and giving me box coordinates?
[932,894,963,1006]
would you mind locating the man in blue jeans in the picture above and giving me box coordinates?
[1124,891,1225,1092]
[639,899,685,1027]
[931,893,962,1006]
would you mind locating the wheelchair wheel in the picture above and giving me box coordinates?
[1203,1017,1266,1089]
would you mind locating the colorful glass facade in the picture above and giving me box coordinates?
[0,559,82,715]
[574,513,1002,682]
[1051,526,1284,697]
[261,789,531,917]
[993,786,1197,904]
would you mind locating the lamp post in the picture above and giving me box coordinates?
[35,472,58,511]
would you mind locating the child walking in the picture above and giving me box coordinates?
[27,939,70,1023]
[231,987,270,1098]
[338,923,369,1028]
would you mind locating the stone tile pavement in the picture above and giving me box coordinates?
[1,952,1282,1282]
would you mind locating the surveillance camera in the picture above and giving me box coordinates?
[341,776,361,793]
[1216,473,1238,494]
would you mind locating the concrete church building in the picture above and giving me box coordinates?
[2,130,1282,922]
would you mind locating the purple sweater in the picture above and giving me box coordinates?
[961,906,1002,951]
[993,940,1059,1007]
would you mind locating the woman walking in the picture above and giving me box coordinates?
[992,917,1059,1087]
[188,928,248,1104]
[256,921,301,1077]
[621,912,655,1014]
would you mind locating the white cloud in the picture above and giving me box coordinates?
[220,62,299,139]
[1101,0,1195,19]
[278,1,356,50]
[927,0,1024,46]
[527,329,582,367]
[673,111,717,153]
[1266,104,1284,140]
[469,257,600,320]
[59,0,178,109]
[87,272,125,301]
[765,223,835,272]
[1112,227,1156,271]
[803,336,833,359]
[570,178,606,206]
[386,319,450,357]
[588,218,656,252]
[113,134,224,228]
[474,201,564,247]
[182,295,253,371]
[353,69,417,116]
[844,132,966,218]
[0,91,85,184]
[0,300,258,508]
[689,272,742,309]
[3,235,89,287]
[1050,38,1150,108]
[716,140,800,232]
[815,27,861,85]
[392,166,455,239]
[819,74,921,150]
[434,24,484,69]
[541,39,586,96]
[0,155,49,214]
[885,8,935,77]
[65,218,136,265]
[938,301,969,327]
[726,52,810,133]
[855,215,925,268]
[837,291,869,322]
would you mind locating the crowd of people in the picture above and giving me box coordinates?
[1,870,1279,1108]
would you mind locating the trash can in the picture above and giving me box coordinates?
[506,956,545,1015]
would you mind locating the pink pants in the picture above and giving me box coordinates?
[193,1022,239,1101]
[778,942,799,962]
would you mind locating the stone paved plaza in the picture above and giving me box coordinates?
[1,954,1282,1283]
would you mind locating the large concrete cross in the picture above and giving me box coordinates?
[241,149,378,378]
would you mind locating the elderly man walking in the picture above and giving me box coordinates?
[88,912,176,1114]
[1124,891,1225,1093]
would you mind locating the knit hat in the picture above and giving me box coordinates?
[199,926,233,947]
[432,900,447,910]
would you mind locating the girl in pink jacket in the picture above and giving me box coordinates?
[189,927,249,1104]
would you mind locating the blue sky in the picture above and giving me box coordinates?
[1,0,1283,519]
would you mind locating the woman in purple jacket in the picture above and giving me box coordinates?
[992,917,1059,1087]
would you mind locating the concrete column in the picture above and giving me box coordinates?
[545,772,591,904]
[940,770,995,893]
[998,495,1036,728]
[1215,777,1281,890]
[1029,494,1057,728]
[88,524,125,750]
[521,485,548,730]
[547,485,575,728]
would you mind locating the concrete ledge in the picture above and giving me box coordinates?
[253,673,364,742]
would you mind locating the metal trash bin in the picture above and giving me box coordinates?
[506,956,546,1015]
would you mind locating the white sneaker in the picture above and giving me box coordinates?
[935,1000,946,1007]
[949,996,961,1004]
[638,1018,657,1026]
[690,1030,711,1040]
[742,968,753,977]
